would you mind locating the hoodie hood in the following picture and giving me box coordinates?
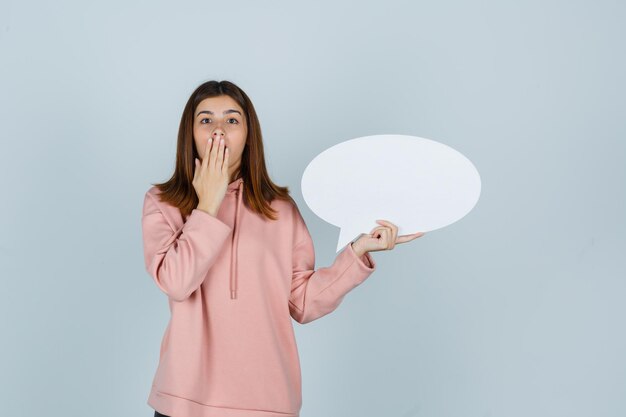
[227,177,244,300]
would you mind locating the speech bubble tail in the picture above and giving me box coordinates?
[337,226,361,253]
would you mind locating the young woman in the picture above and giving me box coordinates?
[142,80,424,417]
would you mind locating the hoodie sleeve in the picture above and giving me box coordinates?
[141,191,233,302]
[289,207,376,324]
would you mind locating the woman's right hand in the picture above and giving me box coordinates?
[193,137,230,217]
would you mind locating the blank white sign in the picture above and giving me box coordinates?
[301,134,482,252]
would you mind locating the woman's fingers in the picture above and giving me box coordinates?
[376,220,398,249]
[216,137,225,170]
[203,137,212,169]
[396,232,425,244]
[209,137,219,167]
[369,226,392,249]
[222,144,229,172]
[376,219,426,245]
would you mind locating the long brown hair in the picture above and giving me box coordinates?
[151,80,295,221]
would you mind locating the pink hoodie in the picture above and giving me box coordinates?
[142,177,376,417]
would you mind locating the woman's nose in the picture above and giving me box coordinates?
[212,130,224,139]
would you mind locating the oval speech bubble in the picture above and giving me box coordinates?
[301,134,482,252]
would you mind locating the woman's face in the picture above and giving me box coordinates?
[193,95,248,182]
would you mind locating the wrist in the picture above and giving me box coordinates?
[196,204,218,217]
[351,241,366,258]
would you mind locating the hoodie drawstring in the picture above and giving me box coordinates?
[230,178,243,300]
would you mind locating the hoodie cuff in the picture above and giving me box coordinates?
[348,242,376,271]
[188,208,232,233]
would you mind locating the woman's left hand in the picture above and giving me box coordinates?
[351,220,425,256]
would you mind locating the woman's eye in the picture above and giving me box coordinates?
[200,118,238,124]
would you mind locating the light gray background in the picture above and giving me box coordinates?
[1,1,624,416]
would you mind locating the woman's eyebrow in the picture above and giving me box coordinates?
[196,109,242,117]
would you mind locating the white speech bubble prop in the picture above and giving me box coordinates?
[301,134,481,252]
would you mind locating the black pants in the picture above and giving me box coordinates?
[154,411,170,417]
